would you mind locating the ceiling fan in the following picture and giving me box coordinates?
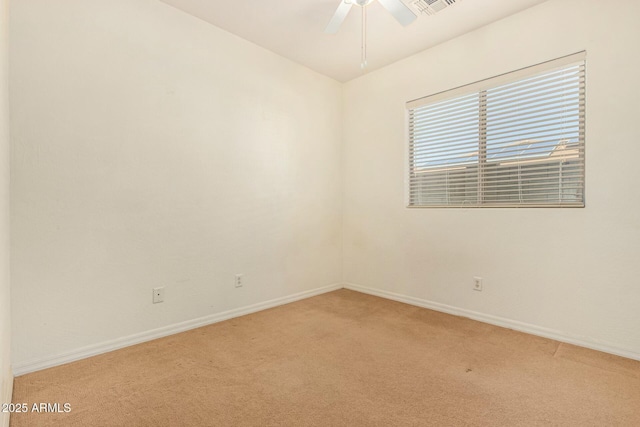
[325,0,417,69]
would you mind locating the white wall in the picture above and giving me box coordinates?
[0,0,11,423]
[10,0,640,375]
[10,0,342,367]
[343,0,640,357]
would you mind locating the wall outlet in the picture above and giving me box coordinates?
[473,277,483,292]
[234,274,244,288]
[153,287,165,303]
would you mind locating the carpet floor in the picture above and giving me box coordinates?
[10,289,640,426]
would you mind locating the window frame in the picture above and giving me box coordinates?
[405,52,586,209]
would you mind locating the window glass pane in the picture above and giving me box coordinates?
[483,65,583,204]
[409,94,479,206]
[407,54,585,208]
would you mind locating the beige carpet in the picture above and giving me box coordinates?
[11,289,640,426]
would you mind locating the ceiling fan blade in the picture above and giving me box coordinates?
[377,0,417,26]
[325,1,353,34]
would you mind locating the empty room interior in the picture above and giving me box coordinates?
[1,0,640,425]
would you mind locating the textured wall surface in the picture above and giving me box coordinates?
[9,0,640,376]
[1,0,12,424]
[343,0,640,355]
[10,0,343,366]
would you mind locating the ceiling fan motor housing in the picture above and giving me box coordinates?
[345,0,375,6]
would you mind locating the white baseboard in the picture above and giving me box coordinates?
[344,283,640,362]
[14,282,640,376]
[13,283,343,376]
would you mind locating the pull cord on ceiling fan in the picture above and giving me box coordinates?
[325,0,417,69]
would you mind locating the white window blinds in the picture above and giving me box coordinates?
[407,52,586,208]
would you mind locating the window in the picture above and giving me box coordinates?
[407,52,585,208]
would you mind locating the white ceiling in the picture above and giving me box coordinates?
[159,0,548,82]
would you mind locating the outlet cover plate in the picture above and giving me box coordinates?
[153,287,165,303]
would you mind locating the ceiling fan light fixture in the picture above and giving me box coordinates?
[344,0,374,6]
[325,0,417,69]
